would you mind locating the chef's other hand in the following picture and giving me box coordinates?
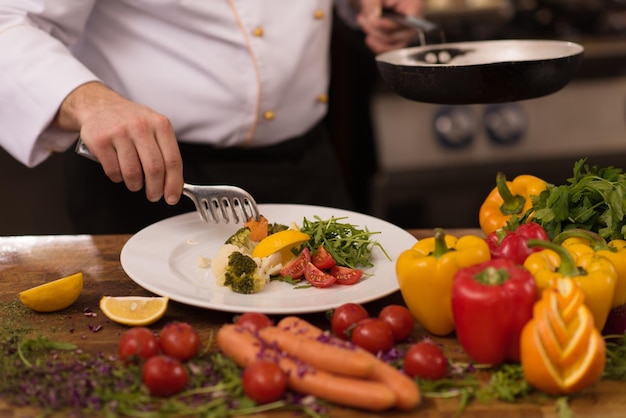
[357,0,424,54]
[56,81,184,205]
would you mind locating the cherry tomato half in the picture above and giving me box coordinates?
[379,305,414,342]
[118,327,159,362]
[304,262,336,288]
[235,312,273,333]
[142,355,189,397]
[311,246,336,270]
[279,247,311,279]
[330,265,363,285]
[159,322,200,362]
[242,360,287,404]
[331,303,370,340]
[351,318,394,354]
[403,341,448,380]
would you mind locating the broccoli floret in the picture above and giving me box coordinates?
[224,251,267,294]
[224,227,256,252]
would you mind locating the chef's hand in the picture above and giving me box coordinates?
[357,0,425,54]
[55,81,184,205]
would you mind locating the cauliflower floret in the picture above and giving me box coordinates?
[257,252,284,278]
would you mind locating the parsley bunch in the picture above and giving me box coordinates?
[531,159,626,241]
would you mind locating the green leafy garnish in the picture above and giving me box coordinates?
[531,159,626,241]
[603,333,626,380]
[299,216,390,269]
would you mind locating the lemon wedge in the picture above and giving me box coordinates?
[251,229,310,259]
[99,296,168,326]
[19,272,83,312]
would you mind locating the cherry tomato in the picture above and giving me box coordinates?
[304,262,336,288]
[117,327,159,362]
[142,355,189,397]
[158,322,200,362]
[279,247,311,279]
[379,305,415,342]
[331,303,370,340]
[403,341,448,380]
[330,265,363,285]
[311,246,336,270]
[242,360,287,404]
[351,318,394,354]
[235,312,273,333]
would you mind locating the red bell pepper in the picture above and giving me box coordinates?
[485,221,549,265]
[451,258,537,365]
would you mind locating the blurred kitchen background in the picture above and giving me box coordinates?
[2,0,626,234]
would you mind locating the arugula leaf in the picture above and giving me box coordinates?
[299,216,390,269]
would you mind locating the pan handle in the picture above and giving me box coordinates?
[381,10,445,45]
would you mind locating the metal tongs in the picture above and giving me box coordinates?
[75,139,260,224]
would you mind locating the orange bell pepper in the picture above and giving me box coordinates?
[520,278,605,395]
[479,172,547,236]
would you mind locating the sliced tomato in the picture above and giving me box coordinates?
[304,262,336,288]
[331,265,363,285]
[279,247,311,279]
[311,245,336,270]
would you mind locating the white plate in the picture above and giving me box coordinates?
[120,204,417,314]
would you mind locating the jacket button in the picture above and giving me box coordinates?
[316,94,328,103]
[313,9,325,19]
[252,26,264,37]
[263,110,275,120]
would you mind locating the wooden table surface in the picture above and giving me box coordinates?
[0,230,624,418]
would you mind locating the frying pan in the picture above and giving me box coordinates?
[375,12,584,104]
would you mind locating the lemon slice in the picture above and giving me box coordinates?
[19,272,83,312]
[251,229,310,259]
[99,296,169,326]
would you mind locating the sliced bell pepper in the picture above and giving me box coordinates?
[451,258,537,365]
[553,228,626,308]
[395,228,490,336]
[479,172,547,236]
[524,239,617,331]
[485,220,550,265]
[520,278,605,395]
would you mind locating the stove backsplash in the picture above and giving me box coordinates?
[426,0,626,42]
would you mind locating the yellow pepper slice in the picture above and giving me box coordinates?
[395,228,491,336]
[479,172,547,236]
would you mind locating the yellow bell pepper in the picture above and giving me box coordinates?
[554,228,626,308]
[479,172,547,236]
[395,228,491,336]
[524,239,617,331]
[520,278,605,395]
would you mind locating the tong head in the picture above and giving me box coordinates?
[182,184,260,224]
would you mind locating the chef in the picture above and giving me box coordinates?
[0,0,422,233]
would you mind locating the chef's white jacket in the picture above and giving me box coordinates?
[0,1,348,167]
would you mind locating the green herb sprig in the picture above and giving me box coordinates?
[299,216,390,269]
[531,159,626,241]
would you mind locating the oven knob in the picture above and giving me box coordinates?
[483,103,528,145]
[433,106,476,149]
